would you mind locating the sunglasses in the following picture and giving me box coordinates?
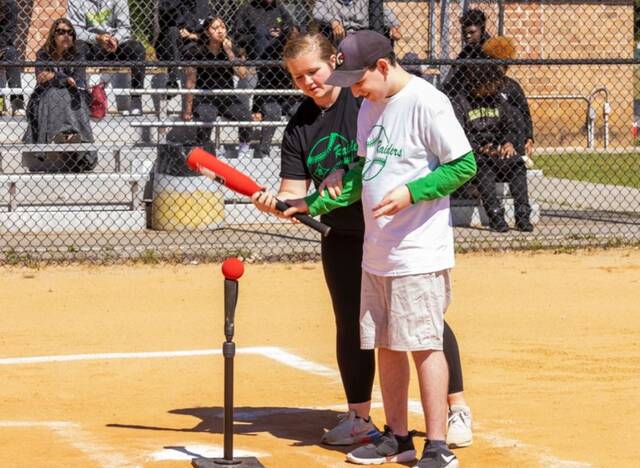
[55,28,75,37]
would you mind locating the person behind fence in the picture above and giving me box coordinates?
[451,45,533,233]
[155,0,212,89]
[0,0,24,115]
[484,36,536,169]
[181,15,252,157]
[441,8,490,98]
[23,18,96,173]
[68,0,146,114]
[233,0,297,61]
[233,0,300,158]
[311,0,401,45]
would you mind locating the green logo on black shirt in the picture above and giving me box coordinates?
[307,132,357,180]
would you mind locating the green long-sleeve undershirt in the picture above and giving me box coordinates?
[304,151,477,217]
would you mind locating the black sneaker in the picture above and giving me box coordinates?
[486,207,509,233]
[515,219,534,232]
[414,441,459,468]
[346,425,416,465]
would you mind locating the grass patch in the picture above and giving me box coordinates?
[534,152,640,188]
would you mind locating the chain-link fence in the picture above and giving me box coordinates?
[0,0,638,263]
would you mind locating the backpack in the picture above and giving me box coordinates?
[90,82,108,119]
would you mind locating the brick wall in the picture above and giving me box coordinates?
[389,1,634,148]
[17,0,68,60]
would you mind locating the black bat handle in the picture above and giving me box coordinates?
[275,200,331,237]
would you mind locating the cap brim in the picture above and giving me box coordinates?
[325,68,366,87]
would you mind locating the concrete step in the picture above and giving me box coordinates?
[0,147,157,173]
[451,198,541,228]
[0,209,146,233]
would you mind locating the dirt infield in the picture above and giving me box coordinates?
[1,248,638,467]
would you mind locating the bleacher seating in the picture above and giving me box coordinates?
[0,70,543,233]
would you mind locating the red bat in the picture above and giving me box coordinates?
[186,147,331,237]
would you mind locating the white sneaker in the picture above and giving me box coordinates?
[321,410,380,446]
[237,142,252,158]
[446,405,472,448]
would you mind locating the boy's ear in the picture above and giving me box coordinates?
[329,54,337,69]
[376,58,390,76]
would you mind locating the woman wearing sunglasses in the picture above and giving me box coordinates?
[23,18,96,172]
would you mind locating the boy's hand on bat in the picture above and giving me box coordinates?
[280,198,309,222]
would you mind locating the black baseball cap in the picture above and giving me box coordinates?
[326,30,393,87]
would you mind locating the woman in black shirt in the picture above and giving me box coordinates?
[182,16,252,157]
[252,33,473,449]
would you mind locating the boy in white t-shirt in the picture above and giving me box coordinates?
[284,31,476,468]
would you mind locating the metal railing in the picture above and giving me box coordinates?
[527,86,610,150]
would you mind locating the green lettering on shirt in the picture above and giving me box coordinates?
[363,125,404,180]
[468,107,500,121]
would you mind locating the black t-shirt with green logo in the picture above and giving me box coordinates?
[280,88,364,234]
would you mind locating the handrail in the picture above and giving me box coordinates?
[589,86,610,149]
[527,87,610,149]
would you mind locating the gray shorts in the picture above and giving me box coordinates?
[360,269,451,351]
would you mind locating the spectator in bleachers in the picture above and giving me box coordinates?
[23,18,96,173]
[459,8,490,49]
[181,15,252,157]
[441,8,490,97]
[311,0,401,45]
[233,0,297,60]
[483,36,536,167]
[0,0,24,115]
[155,0,211,89]
[451,45,533,232]
[68,0,146,114]
[233,0,300,158]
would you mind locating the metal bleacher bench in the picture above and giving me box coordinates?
[0,172,144,212]
[0,143,152,173]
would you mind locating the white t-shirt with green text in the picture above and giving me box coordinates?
[357,76,472,276]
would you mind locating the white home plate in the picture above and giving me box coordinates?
[150,444,268,461]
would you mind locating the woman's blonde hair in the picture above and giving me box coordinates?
[283,33,335,68]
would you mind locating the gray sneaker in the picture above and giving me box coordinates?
[413,441,459,468]
[346,426,416,465]
[321,410,380,446]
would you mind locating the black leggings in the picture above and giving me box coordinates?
[321,231,465,404]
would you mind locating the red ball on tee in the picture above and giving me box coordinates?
[222,257,244,280]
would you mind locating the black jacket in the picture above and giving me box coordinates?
[158,0,211,34]
[441,35,491,98]
[35,48,87,89]
[233,0,295,59]
[452,89,523,156]
[502,76,534,143]
[0,0,18,49]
